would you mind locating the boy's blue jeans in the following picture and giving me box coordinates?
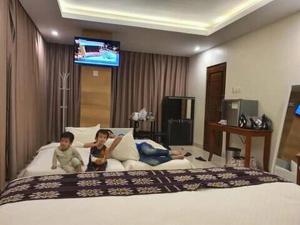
[137,142,172,166]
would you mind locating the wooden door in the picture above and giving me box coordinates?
[203,63,226,156]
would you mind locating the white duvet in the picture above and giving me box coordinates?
[0,182,299,225]
[19,140,192,177]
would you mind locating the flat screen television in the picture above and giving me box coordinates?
[74,37,120,67]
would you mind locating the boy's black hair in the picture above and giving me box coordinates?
[106,129,114,134]
[60,132,74,143]
[95,129,109,139]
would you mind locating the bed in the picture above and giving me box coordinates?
[19,139,192,178]
[1,167,300,225]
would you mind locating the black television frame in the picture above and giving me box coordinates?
[73,36,120,68]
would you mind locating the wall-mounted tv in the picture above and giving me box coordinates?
[74,37,120,67]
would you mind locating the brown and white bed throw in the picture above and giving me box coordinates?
[0,167,285,206]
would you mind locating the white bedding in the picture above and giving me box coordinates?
[123,159,192,170]
[19,140,193,177]
[19,143,125,178]
[0,182,299,225]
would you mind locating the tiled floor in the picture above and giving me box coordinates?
[170,145,226,168]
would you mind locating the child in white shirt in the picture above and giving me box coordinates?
[51,132,83,173]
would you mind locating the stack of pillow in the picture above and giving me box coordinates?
[65,124,100,147]
[65,124,140,161]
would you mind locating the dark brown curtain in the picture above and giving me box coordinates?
[111,51,189,130]
[0,0,8,190]
[5,0,48,179]
[46,43,81,141]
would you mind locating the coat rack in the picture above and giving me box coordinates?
[60,72,70,132]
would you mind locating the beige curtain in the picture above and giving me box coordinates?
[111,51,189,130]
[46,43,81,141]
[1,1,80,182]
[0,0,8,190]
[6,0,48,179]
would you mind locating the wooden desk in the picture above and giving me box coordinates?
[208,123,272,171]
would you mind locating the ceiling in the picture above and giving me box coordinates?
[57,0,274,35]
[20,0,300,56]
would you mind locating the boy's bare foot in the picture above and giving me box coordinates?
[171,154,185,160]
[75,166,83,172]
[170,149,184,155]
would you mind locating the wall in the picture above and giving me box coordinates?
[187,12,300,171]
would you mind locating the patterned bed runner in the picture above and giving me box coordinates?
[0,167,285,206]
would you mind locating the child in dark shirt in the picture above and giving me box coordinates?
[84,129,121,171]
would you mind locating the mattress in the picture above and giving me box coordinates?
[19,139,193,177]
[0,182,299,225]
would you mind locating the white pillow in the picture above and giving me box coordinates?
[111,132,140,161]
[102,128,133,136]
[65,124,100,146]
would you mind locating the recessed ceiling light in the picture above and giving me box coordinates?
[51,30,59,36]
[194,46,201,52]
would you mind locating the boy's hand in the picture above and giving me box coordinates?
[51,165,57,170]
[115,136,122,141]
[95,158,106,165]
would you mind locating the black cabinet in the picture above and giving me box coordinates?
[162,96,195,145]
[167,119,194,145]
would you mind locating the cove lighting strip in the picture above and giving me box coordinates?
[58,0,274,36]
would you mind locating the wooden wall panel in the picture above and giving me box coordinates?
[80,30,112,127]
[80,66,111,127]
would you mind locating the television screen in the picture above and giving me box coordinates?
[74,37,120,67]
[296,104,300,116]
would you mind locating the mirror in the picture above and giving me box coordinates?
[276,85,300,174]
